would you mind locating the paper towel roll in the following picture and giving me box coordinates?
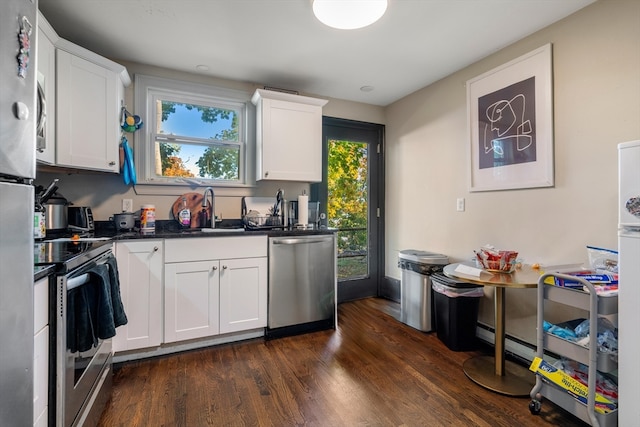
[297,194,309,225]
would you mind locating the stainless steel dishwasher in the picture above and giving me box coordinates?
[267,234,336,338]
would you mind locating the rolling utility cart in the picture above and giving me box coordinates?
[529,272,618,427]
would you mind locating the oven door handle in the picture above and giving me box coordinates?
[65,250,113,290]
[67,273,91,291]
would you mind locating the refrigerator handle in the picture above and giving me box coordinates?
[36,82,47,152]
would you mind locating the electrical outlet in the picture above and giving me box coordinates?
[456,198,465,212]
[122,199,133,212]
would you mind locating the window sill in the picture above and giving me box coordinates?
[132,180,257,197]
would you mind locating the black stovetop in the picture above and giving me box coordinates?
[34,237,112,273]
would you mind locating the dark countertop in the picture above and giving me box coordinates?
[96,219,336,241]
[33,220,337,282]
[34,220,335,281]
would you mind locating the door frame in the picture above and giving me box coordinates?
[312,116,385,303]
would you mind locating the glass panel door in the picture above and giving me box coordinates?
[313,117,384,302]
[328,139,369,280]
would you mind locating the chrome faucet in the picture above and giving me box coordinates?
[201,187,215,228]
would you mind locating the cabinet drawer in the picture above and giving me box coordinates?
[165,236,267,263]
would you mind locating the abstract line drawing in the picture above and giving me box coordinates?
[467,43,553,192]
[483,94,532,156]
[477,76,536,170]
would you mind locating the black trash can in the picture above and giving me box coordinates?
[431,273,484,351]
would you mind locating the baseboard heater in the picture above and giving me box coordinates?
[475,322,538,366]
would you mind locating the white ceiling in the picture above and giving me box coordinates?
[38,0,596,106]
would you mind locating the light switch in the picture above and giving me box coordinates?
[456,198,465,212]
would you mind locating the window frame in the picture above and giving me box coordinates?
[134,74,255,188]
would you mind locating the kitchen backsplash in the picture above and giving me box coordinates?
[35,170,309,222]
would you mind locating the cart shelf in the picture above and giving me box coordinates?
[530,272,618,427]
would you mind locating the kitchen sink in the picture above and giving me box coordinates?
[200,228,245,233]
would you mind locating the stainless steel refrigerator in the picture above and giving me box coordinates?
[1,0,38,425]
[618,139,640,426]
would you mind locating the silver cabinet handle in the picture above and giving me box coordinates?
[153,246,159,252]
[212,266,218,271]
[109,161,116,166]
[222,265,228,270]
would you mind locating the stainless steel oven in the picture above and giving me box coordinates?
[54,243,115,427]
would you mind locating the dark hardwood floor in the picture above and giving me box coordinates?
[98,298,587,426]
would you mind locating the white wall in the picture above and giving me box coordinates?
[385,0,640,342]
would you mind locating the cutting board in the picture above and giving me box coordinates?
[171,193,211,228]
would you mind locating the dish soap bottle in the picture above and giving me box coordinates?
[178,197,191,228]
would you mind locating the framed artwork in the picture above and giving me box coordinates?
[467,44,554,192]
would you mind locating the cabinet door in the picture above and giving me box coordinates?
[114,241,163,352]
[33,277,48,427]
[165,260,220,343]
[259,98,323,182]
[56,49,120,172]
[36,20,56,165]
[219,257,268,334]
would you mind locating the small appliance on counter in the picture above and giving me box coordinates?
[68,207,95,232]
[110,211,136,232]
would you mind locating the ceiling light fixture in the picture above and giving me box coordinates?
[312,0,388,30]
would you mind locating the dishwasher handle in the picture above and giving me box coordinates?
[271,236,333,245]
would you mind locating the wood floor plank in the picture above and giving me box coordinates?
[98,298,589,426]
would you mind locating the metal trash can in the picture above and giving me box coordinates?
[398,250,449,332]
[431,273,484,351]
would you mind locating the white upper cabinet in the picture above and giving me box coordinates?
[54,38,130,173]
[252,89,327,182]
[36,12,58,165]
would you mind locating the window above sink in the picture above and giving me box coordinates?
[134,75,256,189]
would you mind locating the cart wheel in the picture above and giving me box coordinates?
[529,399,541,415]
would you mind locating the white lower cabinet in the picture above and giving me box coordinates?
[113,240,163,352]
[219,257,268,334]
[164,236,268,344]
[164,260,220,342]
[33,277,49,427]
